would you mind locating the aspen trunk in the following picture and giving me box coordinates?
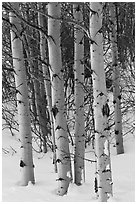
[73,4,85,185]
[33,73,48,153]
[23,32,48,153]
[48,2,71,195]
[109,3,124,155]
[37,3,57,170]
[30,80,37,121]
[90,3,112,201]
[9,3,35,186]
[30,20,48,153]
[39,78,49,153]
[22,8,48,153]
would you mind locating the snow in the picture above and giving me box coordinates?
[2,127,135,202]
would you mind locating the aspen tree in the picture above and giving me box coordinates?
[30,13,48,153]
[30,42,48,153]
[47,2,71,195]
[23,30,48,153]
[89,3,112,201]
[109,3,124,155]
[38,2,57,171]
[9,2,35,186]
[73,3,85,185]
[39,77,48,153]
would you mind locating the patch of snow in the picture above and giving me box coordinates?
[2,126,135,202]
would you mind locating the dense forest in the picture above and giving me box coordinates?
[2,2,135,202]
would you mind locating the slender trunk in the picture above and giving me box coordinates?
[24,32,48,153]
[48,2,71,195]
[31,21,48,154]
[73,4,85,185]
[23,9,48,153]
[30,80,37,121]
[9,2,35,186]
[37,3,57,171]
[33,61,48,153]
[39,79,49,152]
[90,3,112,201]
[110,3,124,155]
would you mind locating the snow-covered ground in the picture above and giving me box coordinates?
[2,127,135,202]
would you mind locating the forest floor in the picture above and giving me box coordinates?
[2,126,135,202]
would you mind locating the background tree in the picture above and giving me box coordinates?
[73,3,85,186]
[115,2,135,139]
[109,3,124,154]
[37,2,57,171]
[2,3,18,136]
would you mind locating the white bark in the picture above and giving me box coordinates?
[48,2,71,195]
[73,4,85,185]
[9,3,35,186]
[90,3,112,201]
[109,3,124,155]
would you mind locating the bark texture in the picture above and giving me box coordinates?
[90,3,112,201]
[73,4,85,185]
[48,2,71,196]
[110,3,124,155]
[9,2,35,186]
